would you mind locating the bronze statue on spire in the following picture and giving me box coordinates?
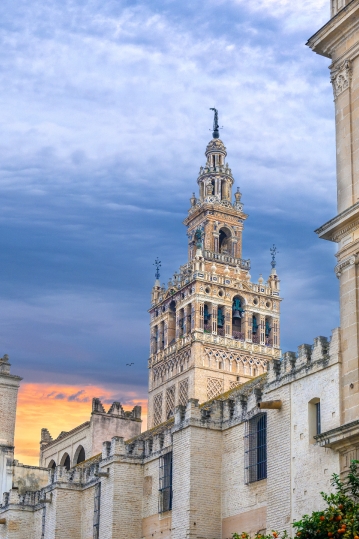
[209,107,220,139]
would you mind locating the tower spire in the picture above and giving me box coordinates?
[209,108,220,139]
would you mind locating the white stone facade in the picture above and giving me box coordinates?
[0,330,342,539]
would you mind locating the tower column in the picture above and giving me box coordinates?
[308,2,359,429]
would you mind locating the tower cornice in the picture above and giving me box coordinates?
[183,204,247,226]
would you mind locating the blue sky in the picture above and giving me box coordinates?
[0,0,338,403]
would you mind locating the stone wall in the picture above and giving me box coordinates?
[40,399,141,468]
[0,332,343,539]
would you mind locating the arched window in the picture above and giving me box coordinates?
[75,445,86,465]
[60,453,70,471]
[168,301,176,345]
[204,304,211,333]
[178,308,185,338]
[48,460,56,470]
[265,317,272,346]
[219,228,231,254]
[217,306,225,336]
[217,307,224,328]
[308,398,321,444]
[252,315,259,343]
[232,297,245,340]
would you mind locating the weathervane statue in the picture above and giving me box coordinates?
[270,244,278,269]
[209,107,220,139]
[154,258,161,280]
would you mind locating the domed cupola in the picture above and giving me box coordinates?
[205,108,227,169]
[205,138,227,169]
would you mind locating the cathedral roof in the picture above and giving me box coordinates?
[205,138,227,156]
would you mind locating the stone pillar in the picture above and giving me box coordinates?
[308,5,359,426]
[212,305,218,334]
[197,301,204,331]
[0,356,22,502]
[172,403,222,539]
[225,306,232,337]
[99,438,143,539]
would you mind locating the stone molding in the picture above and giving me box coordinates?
[334,253,358,278]
[331,59,352,99]
[315,419,359,450]
[332,217,359,242]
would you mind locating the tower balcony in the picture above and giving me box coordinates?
[203,249,250,270]
[148,330,281,367]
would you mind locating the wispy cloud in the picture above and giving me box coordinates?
[0,0,339,463]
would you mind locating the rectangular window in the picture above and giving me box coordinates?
[159,452,173,513]
[316,402,321,435]
[93,482,101,539]
[245,413,267,483]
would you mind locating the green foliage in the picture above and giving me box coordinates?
[232,532,288,539]
[232,461,359,539]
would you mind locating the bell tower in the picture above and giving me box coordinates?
[148,110,282,428]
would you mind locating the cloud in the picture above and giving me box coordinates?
[0,0,339,463]
[15,382,148,465]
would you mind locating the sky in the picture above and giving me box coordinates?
[0,0,339,464]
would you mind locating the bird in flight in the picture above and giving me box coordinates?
[126,362,134,366]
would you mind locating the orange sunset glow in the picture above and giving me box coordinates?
[14,383,148,466]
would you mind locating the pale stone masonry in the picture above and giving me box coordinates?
[39,398,141,469]
[2,1,359,536]
[0,331,341,539]
[0,355,21,503]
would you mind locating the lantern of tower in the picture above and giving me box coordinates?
[147,110,282,428]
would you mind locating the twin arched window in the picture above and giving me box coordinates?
[58,445,86,471]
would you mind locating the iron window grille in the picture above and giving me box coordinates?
[159,452,173,513]
[93,482,101,539]
[316,402,321,435]
[244,413,267,483]
[41,506,46,539]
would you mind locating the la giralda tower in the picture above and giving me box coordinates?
[148,110,281,428]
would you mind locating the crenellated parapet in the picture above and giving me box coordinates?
[266,328,339,387]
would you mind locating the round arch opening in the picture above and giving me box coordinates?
[219,227,232,254]
[74,445,86,465]
[60,453,70,471]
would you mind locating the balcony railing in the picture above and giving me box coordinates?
[217,327,225,336]
[232,330,245,341]
[203,249,250,270]
[204,321,211,333]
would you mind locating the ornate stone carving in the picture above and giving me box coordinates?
[334,254,358,278]
[207,377,224,400]
[331,60,352,99]
[178,378,189,407]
